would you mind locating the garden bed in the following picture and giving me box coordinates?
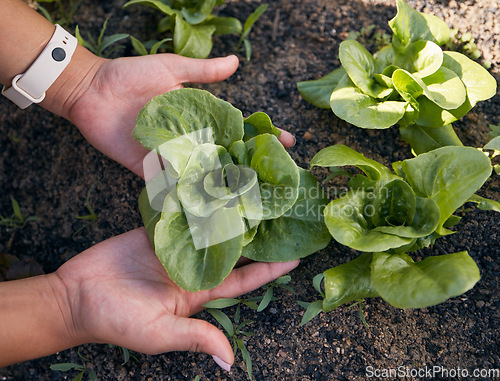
[0,0,498,379]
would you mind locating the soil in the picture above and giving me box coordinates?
[1,0,499,380]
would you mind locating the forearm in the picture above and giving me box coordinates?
[0,0,104,119]
[0,273,82,367]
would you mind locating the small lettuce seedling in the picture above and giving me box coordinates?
[133,88,331,292]
[301,144,498,317]
[297,0,497,155]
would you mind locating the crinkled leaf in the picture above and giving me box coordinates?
[324,190,414,252]
[373,196,440,238]
[330,74,407,129]
[323,252,378,311]
[297,68,347,109]
[400,146,492,233]
[177,144,234,217]
[371,179,416,227]
[242,169,331,261]
[339,40,392,99]
[389,0,450,51]
[399,124,463,155]
[154,191,243,292]
[243,112,281,141]
[243,134,300,219]
[174,15,215,58]
[371,251,480,309]
[133,88,244,151]
[310,144,393,181]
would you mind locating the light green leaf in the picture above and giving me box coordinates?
[177,144,235,217]
[467,194,500,213]
[239,4,268,43]
[243,112,282,141]
[174,15,216,58]
[100,33,129,53]
[373,196,440,238]
[130,35,148,55]
[330,74,407,129]
[323,190,414,252]
[394,40,442,78]
[389,0,450,51]
[421,66,467,110]
[371,251,480,309]
[297,68,347,109]
[442,51,497,107]
[393,68,466,111]
[154,191,244,291]
[323,253,378,311]
[242,169,331,262]
[339,40,392,99]
[133,88,244,151]
[310,144,393,181]
[485,136,500,151]
[180,0,216,24]
[243,134,300,219]
[400,146,492,232]
[370,179,416,227]
[203,16,242,35]
[399,124,463,155]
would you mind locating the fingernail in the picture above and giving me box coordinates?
[212,355,231,372]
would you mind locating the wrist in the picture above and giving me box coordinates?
[40,44,106,120]
[45,271,89,348]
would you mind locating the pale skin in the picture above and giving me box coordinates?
[0,0,298,370]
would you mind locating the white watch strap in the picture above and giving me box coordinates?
[2,24,78,109]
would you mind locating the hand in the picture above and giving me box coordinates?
[53,52,295,178]
[55,228,299,369]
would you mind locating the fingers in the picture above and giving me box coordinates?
[148,316,234,370]
[170,54,240,84]
[205,260,300,303]
[278,128,296,148]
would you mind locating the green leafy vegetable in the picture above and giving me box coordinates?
[298,0,497,154]
[300,143,496,317]
[135,88,330,291]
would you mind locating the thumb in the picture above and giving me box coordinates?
[165,316,234,371]
[171,54,240,84]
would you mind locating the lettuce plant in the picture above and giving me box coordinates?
[133,88,331,292]
[297,0,497,155]
[123,0,266,59]
[301,144,497,319]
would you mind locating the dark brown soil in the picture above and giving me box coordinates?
[1,0,499,380]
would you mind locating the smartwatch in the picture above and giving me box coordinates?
[2,24,78,109]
